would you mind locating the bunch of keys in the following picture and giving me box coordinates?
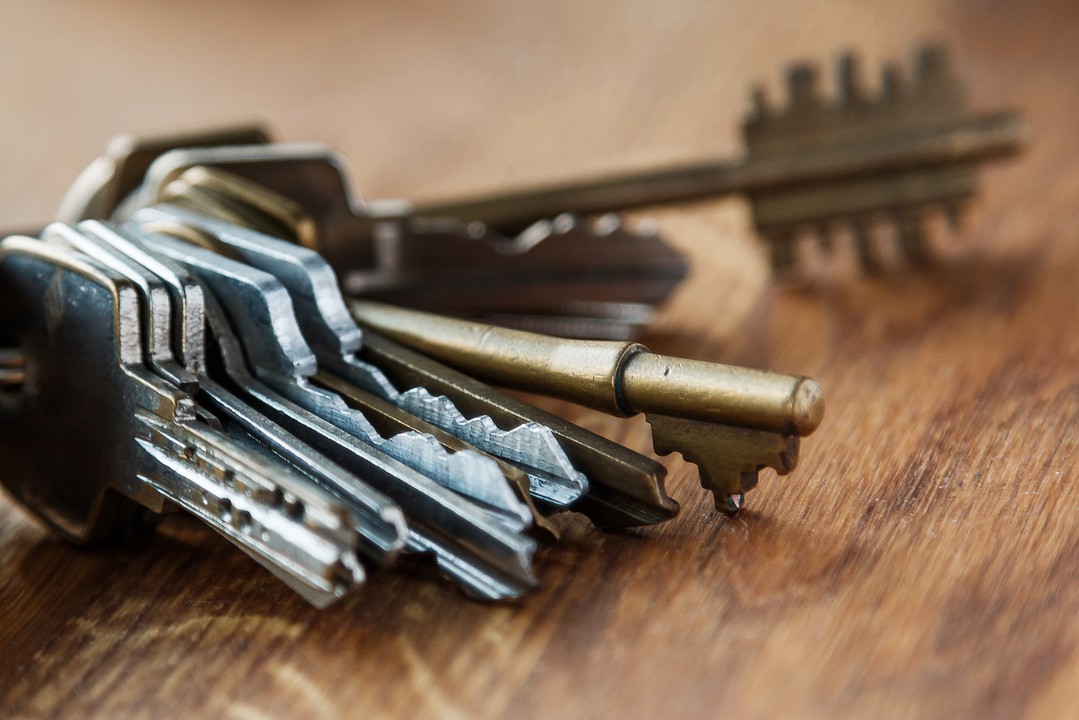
[0,42,1023,607]
[0,125,825,606]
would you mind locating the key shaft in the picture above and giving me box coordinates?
[349,301,823,436]
[413,113,1022,232]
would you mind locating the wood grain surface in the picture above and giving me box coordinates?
[0,1,1076,718]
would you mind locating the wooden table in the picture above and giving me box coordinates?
[0,1,1075,717]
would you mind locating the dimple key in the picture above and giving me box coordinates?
[0,236,369,606]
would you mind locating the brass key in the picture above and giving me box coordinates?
[349,301,823,512]
[414,44,1025,272]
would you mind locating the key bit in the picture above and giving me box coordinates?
[349,301,824,511]
[413,44,1026,273]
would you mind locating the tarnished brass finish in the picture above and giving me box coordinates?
[349,302,823,509]
[349,301,824,435]
[56,125,271,225]
[647,416,798,513]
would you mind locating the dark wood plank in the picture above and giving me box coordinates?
[0,1,1076,717]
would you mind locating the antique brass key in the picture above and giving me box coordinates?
[415,44,1025,272]
[349,301,823,512]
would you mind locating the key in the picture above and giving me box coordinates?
[124,205,558,535]
[348,301,824,512]
[358,332,680,528]
[44,220,409,564]
[129,204,680,529]
[0,235,373,607]
[108,141,688,340]
[131,222,535,523]
[131,204,589,512]
[412,44,1026,272]
[57,125,271,224]
[120,225,541,599]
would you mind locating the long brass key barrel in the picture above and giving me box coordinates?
[349,301,824,511]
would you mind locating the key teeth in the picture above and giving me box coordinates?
[398,387,586,488]
[316,385,531,523]
[339,355,587,504]
[385,431,531,524]
[786,62,822,109]
[754,43,966,123]
[836,52,863,105]
[915,44,958,95]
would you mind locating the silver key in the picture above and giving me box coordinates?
[132,204,590,510]
[125,227,540,599]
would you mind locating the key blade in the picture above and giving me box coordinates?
[134,409,367,607]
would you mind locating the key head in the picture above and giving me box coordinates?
[57,125,272,225]
[0,237,191,542]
